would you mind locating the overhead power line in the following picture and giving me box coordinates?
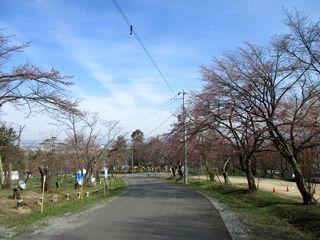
[112,0,176,96]
[115,95,179,122]
[145,110,178,137]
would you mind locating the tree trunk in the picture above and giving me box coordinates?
[84,162,94,186]
[222,157,231,184]
[0,156,3,190]
[95,170,100,183]
[205,164,215,181]
[204,157,215,181]
[268,127,315,204]
[171,166,176,177]
[39,167,50,192]
[177,164,183,179]
[245,165,257,193]
[4,163,12,188]
[290,156,314,204]
[241,155,257,193]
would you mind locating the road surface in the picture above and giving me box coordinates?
[18,175,231,240]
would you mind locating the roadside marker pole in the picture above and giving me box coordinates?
[80,184,84,202]
[104,179,106,196]
[40,175,46,214]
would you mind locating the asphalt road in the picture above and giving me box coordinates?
[20,175,231,240]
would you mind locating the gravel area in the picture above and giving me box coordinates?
[197,191,250,240]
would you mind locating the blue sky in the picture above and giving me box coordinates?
[0,0,319,141]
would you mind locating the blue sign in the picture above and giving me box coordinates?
[76,169,86,185]
[122,165,129,170]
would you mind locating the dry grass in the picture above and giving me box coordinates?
[190,175,320,202]
[0,176,126,238]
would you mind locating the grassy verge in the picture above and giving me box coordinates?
[0,177,126,239]
[168,177,320,240]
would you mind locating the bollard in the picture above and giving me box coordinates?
[17,199,24,208]
[36,197,43,205]
[65,193,70,200]
[52,195,58,203]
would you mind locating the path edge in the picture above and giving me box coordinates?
[196,190,250,240]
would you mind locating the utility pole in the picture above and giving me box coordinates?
[179,90,188,184]
[131,145,134,174]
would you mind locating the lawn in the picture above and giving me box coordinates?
[168,177,320,240]
[0,175,126,239]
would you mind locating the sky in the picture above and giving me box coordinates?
[0,0,319,142]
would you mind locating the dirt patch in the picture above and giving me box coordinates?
[15,208,31,214]
[0,190,42,218]
[190,175,320,202]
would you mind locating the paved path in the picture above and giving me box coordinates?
[19,175,231,240]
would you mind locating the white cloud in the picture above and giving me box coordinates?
[0,4,181,141]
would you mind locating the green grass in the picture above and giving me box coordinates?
[168,177,320,240]
[0,176,126,238]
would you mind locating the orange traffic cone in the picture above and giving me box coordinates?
[286,186,290,192]
[272,187,276,192]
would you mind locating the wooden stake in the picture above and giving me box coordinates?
[80,183,83,202]
[40,175,46,214]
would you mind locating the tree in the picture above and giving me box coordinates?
[55,111,122,184]
[131,129,144,143]
[0,124,23,188]
[190,80,266,193]
[144,136,164,172]
[198,10,320,203]
[0,31,78,114]
[131,129,145,170]
[109,135,130,170]
[38,136,65,192]
[163,131,184,179]
[192,130,230,182]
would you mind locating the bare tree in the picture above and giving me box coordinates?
[38,135,65,192]
[198,10,320,203]
[190,88,266,193]
[55,110,122,184]
[0,31,78,114]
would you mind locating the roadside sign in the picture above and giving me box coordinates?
[104,167,108,179]
[76,169,86,185]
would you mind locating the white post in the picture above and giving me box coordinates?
[40,175,46,214]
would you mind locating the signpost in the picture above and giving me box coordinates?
[40,175,46,214]
[76,169,86,202]
[104,167,108,196]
